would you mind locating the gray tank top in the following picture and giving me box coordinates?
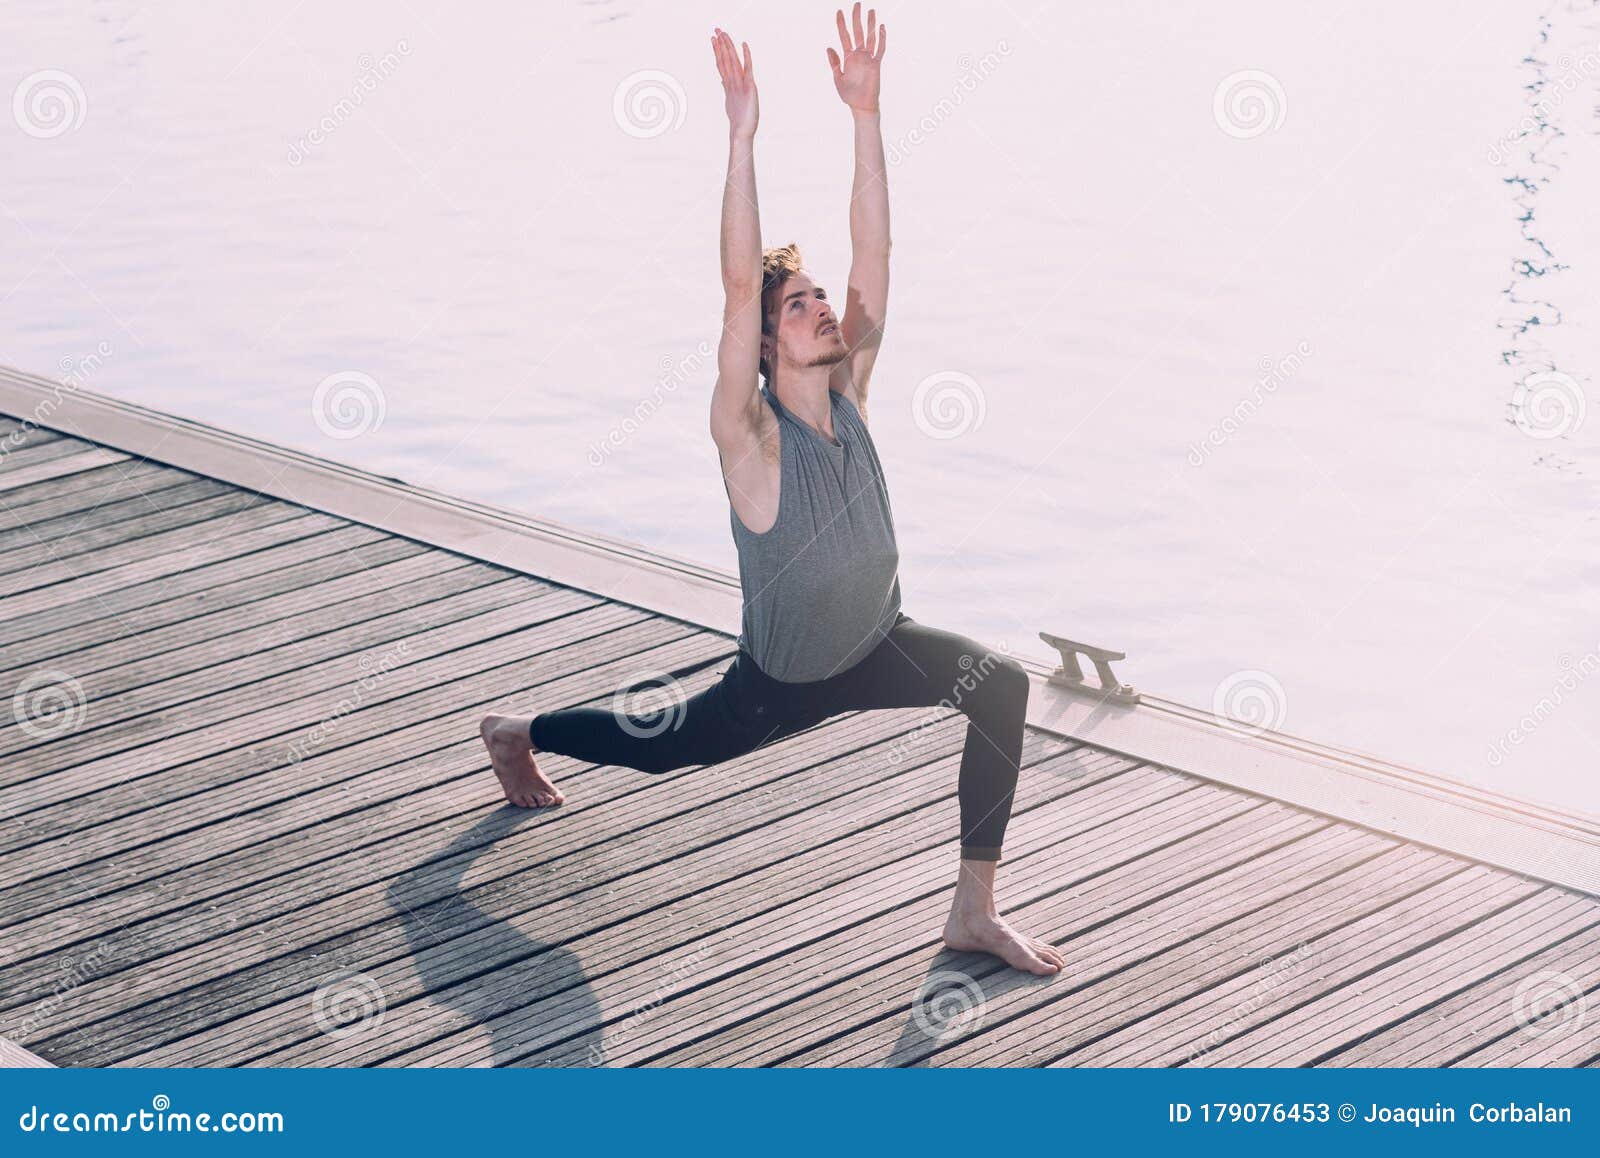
[729,386,903,683]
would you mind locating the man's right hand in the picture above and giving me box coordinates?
[711,27,758,139]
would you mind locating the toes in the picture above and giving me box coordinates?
[1018,948,1055,975]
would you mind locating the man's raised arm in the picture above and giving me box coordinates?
[828,4,889,410]
[708,28,765,453]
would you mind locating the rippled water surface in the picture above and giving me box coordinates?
[3,1,1597,812]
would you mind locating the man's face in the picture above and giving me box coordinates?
[768,271,848,374]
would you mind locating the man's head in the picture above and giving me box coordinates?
[759,242,848,385]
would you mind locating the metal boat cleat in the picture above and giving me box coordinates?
[1038,631,1141,706]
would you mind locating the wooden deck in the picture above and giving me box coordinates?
[1,411,1597,1068]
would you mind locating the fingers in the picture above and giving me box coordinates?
[834,6,883,58]
[826,46,842,77]
[711,28,750,85]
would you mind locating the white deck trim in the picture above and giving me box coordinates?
[0,1036,54,1068]
[3,364,1596,897]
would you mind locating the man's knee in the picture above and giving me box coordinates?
[957,649,1029,715]
[987,653,1030,705]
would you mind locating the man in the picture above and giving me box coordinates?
[481,6,1063,976]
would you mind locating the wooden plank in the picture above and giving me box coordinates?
[0,623,720,1030]
[904,852,1484,1068]
[0,556,512,750]
[0,432,101,472]
[0,625,738,970]
[0,421,62,447]
[1049,864,1521,1067]
[0,522,391,649]
[0,459,177,519]
[662,819,1389,1068]
[0,620,713,944]
[1181,887,1597,1065]
[104,732,1092,1066]
[590,807,1345,1067]
[0,614,702,923]
[0,601,669,895]
[1326,922,1600,1066]
[2,584,592,790]
[0,508,342,620]
[0,489,277,580]
[16,704,993,1058]
[12,708,967,1057]
[0,475,231,551]
[0,566,535,769]
[0,533,431,679]
[0,572,545,835]
[0,702,924,1037]
[0,447,131,494]
[364,762,1221,1070]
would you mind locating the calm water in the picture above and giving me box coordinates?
[3,1,1597,813]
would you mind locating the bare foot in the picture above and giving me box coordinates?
[942,912,1064,977]
[479,714,564,808]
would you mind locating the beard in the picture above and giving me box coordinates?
[804,341,850,369]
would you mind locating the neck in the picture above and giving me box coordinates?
[771,363,834,427]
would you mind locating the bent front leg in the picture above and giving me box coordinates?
[823,617,1030,861]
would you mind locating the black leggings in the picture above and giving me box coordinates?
[527,612,1029,860]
